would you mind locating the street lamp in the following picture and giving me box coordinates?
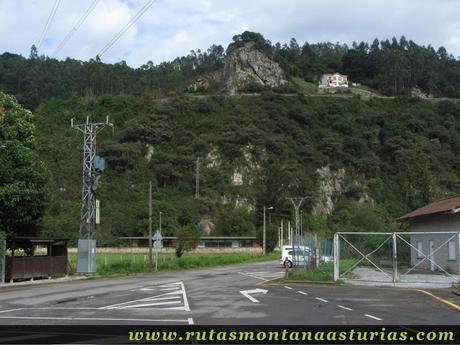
[263,206,274,255]
[159,211,162,234]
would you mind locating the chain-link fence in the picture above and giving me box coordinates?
[334,232,460,286]
[289,234,333,270]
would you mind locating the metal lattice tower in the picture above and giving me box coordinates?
[287,197,306,267]
[72,116,113,240]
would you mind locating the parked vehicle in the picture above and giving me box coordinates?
[280,245,333,268]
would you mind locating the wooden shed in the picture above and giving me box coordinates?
[5,237,69,282]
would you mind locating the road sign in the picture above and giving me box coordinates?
[154,240,163,250]
[153,231,162,242]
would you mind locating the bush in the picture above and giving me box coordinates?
[175,224,201,258]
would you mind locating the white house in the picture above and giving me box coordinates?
[319,73,349,88]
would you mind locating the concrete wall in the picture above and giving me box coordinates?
[408,213,460,274]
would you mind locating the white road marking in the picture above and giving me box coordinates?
[240,289,268,303]
[365,314,383,321]
[0,316,190,323]
[315,297,329,303]
[101,281,190,311]
[118,301,181,309]
[284,286,293,290]
[0,308,24,314]
[297,291,308,295]
[188,318,194,325]
[338,305,352,311]
[180,281,191,312]
[237,272,268,281]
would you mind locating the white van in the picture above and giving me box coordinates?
[280,245,333,268]
[279,245,311,268]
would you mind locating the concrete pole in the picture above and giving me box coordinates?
[148,181,152,268]
[263,206,266,255]
[333,233,339,281]
[280,219,284,251]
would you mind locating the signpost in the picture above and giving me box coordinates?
[153,230,163,272]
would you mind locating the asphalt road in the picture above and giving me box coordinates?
[0,260,458,325]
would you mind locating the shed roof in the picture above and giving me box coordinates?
[398,195,460,221]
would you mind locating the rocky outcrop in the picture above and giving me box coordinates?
[186,40,288,94]
[223,41,288,94]
[312,166,346,216]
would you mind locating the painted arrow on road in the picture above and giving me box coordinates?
[240,289,268,303]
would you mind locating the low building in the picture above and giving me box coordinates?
[120,236,259,249]
[318,73,349,88]
[399,196,460,274]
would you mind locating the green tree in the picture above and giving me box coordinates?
[256,223,278,253]
[214,207,255,236]
[0,92,49,236]
[175,224,201,258]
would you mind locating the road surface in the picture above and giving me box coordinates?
[0,260,458,325]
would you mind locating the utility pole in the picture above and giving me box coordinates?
[149,181,153,268]
[195,157,200,199]
[263,206,273,255]
[72,116,113,274]
[286,197,306,268]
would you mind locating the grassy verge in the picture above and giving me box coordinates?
[284,259,356,283]
[291,77,316,94]
[68,251,279,277]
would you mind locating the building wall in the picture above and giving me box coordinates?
[409,214,460,274]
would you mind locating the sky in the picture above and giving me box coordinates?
[1,0,459,68]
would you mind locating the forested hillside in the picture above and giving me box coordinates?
[34,93,460,244]
[1,32,460,109]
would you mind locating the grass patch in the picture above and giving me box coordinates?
[68,251,279,277]
[291,77,316,94]
[284,259,356,283]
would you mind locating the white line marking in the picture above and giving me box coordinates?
[284,286,293,290]
[297,291,308,295]
[338,305,352,311]
[118,301,181,309]
[240,289,268,303]
[188,318,194,325]
[0,316,190,323]
[179,281,191,312]
[101,289,182,309]
[365,314,383,321]
[0,308,24,314]
[315,297,329,303]
[237,272,268,281]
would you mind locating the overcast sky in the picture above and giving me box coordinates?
[1,0,459,67]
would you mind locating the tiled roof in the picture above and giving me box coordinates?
[398,195,460,221]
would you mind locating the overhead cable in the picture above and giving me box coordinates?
[53,0,100,56]
[36,0,61,52]
[97,0,157,58]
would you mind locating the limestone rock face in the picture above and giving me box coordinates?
[223,41,288,94]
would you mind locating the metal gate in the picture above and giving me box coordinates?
[334,232,460,286]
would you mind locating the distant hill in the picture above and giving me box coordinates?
[34,94,460,243]
[1,32,460,109]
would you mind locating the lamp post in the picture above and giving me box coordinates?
[159,211,162,234]
[263,206,274,255]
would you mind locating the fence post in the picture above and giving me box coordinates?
[392,233,398,284]
[333,233,339,281]
[457,232,460,276]
[1,240,5,284]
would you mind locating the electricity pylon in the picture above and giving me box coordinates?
[72,116,113,273]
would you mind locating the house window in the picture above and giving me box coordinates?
[416,241,423,258]
[448,241,456,261]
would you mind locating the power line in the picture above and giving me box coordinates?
[97,0,157,58]
[53,0,100,57]
[36,0,61,52]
